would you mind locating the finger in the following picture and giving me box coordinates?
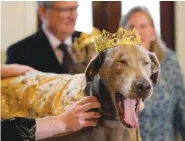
[80,120,98,127]
[79,112,101,119]
[20,66,35,75]
[76,96,98,106]
[18,69,30,75]
[22,67,33,73]
[26,66,35,71]
[79,102,101,112]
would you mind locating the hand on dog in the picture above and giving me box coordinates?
[59,96,101,133]
[1,64,35,78]
[35,96,101,139]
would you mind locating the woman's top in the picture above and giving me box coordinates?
[139,48,185,141]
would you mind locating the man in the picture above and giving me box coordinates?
[6,1,85,74]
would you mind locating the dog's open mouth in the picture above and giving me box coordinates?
[116,93,141,128]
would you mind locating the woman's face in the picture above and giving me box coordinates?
[124,12,155,50]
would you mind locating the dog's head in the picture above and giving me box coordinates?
[85,44,160,128]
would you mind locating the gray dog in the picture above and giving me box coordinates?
[40,43,160,141]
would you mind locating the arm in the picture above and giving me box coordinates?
[1,96,101,141]
[1,64,34,78]
[174,81,185,140]
[172,60,185,140]
[174,91,185,140]
[35,96,101,140]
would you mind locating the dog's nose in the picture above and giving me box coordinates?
[135,79,151,98]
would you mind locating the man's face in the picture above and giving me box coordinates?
[41,1,78,38]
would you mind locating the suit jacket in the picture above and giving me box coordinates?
[6,30,82,74]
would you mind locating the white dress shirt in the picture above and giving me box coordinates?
[42,25,74,64]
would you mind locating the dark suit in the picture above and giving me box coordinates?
[6,30,81,74]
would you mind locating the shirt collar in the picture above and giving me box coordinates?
[42,24,73,49]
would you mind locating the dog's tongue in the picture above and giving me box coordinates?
[123,99,138,128]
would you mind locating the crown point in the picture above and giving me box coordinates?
[94,28,141,53]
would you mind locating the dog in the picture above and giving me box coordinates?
[1,43,160,141]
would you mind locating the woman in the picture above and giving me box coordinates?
[1,64,101,141]
[120,6,185,141]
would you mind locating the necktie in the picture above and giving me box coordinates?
[58,43,73,73]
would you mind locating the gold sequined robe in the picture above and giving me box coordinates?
[1,71,86,119]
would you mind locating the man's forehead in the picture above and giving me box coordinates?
[52,1,78,7]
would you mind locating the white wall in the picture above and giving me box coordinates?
[175,2,185,82]
[0,1,37,64]
[175,2,185,140]
[75,0,93,33]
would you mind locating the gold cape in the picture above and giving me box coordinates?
[1,71,86,119]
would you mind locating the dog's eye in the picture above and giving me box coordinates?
[143,61,150,66]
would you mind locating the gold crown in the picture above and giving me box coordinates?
[94,28,141,52]
[73,27,101,50]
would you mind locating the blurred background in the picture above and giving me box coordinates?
[1,1,185,81]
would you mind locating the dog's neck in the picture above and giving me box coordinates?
[84,75,117,121]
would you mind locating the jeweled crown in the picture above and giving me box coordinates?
[94,28,141,52]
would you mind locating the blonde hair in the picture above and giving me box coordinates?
[119,6,166,63]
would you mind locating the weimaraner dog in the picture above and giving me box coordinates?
[41,43,160,141]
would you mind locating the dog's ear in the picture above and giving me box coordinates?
[148,52,160,84]
[85,51,106,82]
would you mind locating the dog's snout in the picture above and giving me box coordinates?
[136,80,151,91]
[135,79,151,98]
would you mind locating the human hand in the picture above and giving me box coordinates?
[1,64,35,78]
[59,96,101,133]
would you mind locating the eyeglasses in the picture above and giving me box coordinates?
[48,6,78,13]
